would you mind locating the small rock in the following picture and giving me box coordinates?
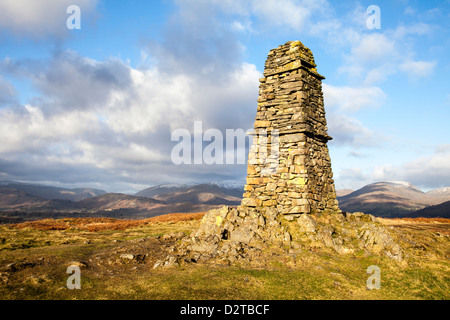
[297,214,317,233]
[161,234,173,241]
[0,272,9,283]
[284,215,295,221]
[4,261,36,272]
[153,260,163,269]
[163,256,179,267]
[120,254,134,260]
[284,232,292,242]
[68,261,87,269]
[174,232,186,240]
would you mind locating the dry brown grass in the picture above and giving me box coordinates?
[379,217,450,235]
[11,212,206,232]
[388,217,450,224]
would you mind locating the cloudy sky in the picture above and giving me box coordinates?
[0,0,449,193]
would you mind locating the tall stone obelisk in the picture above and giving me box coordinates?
[241,40,340,217]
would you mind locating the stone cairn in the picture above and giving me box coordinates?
[242,40,339,217]
[155,41,403,268]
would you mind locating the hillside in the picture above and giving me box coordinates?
[336,189,354,197]
[0,188,51,209]
[0,181,106,201]
[77,193,165,211]
[337,181,450,217]
[0,187,76,211]
[136,183,243,205]
[135,184,188,198]
[77,192,225,217]
[426,187,450,204]
[409,200,450,218]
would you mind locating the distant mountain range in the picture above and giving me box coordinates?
[337,181,450,218]
[0,181,243,223]
[0,180,449,223]
[136,183,243,205]
[0,181,106,201]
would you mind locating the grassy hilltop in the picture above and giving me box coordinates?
[0,213,449,300]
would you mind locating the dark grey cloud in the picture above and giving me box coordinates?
[0,157,110,185]
[2,51,133,114]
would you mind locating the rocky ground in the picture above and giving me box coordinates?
[157,207,407,269]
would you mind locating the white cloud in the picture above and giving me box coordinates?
[343,146,450,189]
[250,0,311,31]
[392,23,433,39]
[337,29,436,84]
[322,84,387,148]
[327,114,381,147]
[105,68,193,135]
[0,0,98,39]
[399,59,437,78]
[422,8,442,20]
[202,0,331,32]
[337,33,399,85]
[337,167,370,187]
[323,84,386,112]
[350,33,397,64]
[0,104,99,154]
[399,148,450,188]
[104,61,260,135]
[403,6,416,16]
[231,21,245,32]
[314,5,437,86]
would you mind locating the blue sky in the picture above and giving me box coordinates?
[0,0,449,193]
